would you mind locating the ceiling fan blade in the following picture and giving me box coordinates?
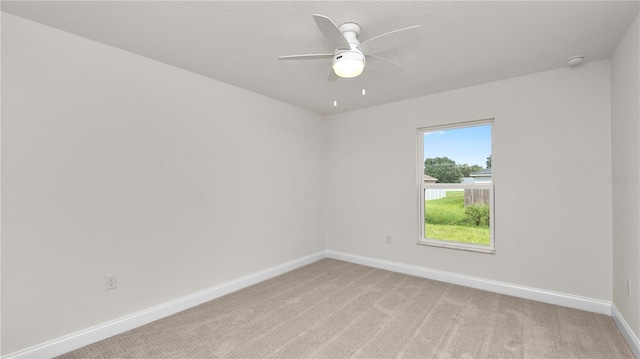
[313,14,351,50]
[359,25,421,55]
[367,54,405,71]
[278,53,334,60]
[327,68,338,81]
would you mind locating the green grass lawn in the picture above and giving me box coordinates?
[426,224,490,245]
[425,191,490,245]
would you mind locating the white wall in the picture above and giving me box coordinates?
[611,13,640,337]
[1,13,326,355]
[326,60,612,301]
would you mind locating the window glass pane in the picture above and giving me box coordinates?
[424,187,491,246]
[423,125,492,184]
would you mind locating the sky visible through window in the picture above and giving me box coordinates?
[424,125,491,167]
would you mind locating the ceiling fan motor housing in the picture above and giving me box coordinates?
[331,22,365,78]
[338,22,361,46]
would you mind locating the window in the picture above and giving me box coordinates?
[417,120,494,253]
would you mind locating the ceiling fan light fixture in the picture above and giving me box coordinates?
[332,50,365,78]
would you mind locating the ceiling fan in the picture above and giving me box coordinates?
[278,14,421,80]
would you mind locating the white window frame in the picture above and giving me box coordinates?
[417,119,495,254]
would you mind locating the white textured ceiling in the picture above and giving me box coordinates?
[2,1,639,115]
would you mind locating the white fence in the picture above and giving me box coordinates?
[424,188,446,201]
[424,188,464,201]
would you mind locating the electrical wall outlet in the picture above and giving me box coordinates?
[105,274,117,291]
[386,235,392,244]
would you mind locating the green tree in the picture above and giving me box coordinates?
[458,164,484,177]
[486,155,492,169]
[424,157,462,183]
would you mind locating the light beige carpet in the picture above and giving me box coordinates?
[58,259,633,358]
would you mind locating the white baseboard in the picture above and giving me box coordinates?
[612,304,640,358]
[326,250,612,315]
[5,250,619,359]
[3,251,326,359]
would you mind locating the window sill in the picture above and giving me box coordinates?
[416,239,495,254]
